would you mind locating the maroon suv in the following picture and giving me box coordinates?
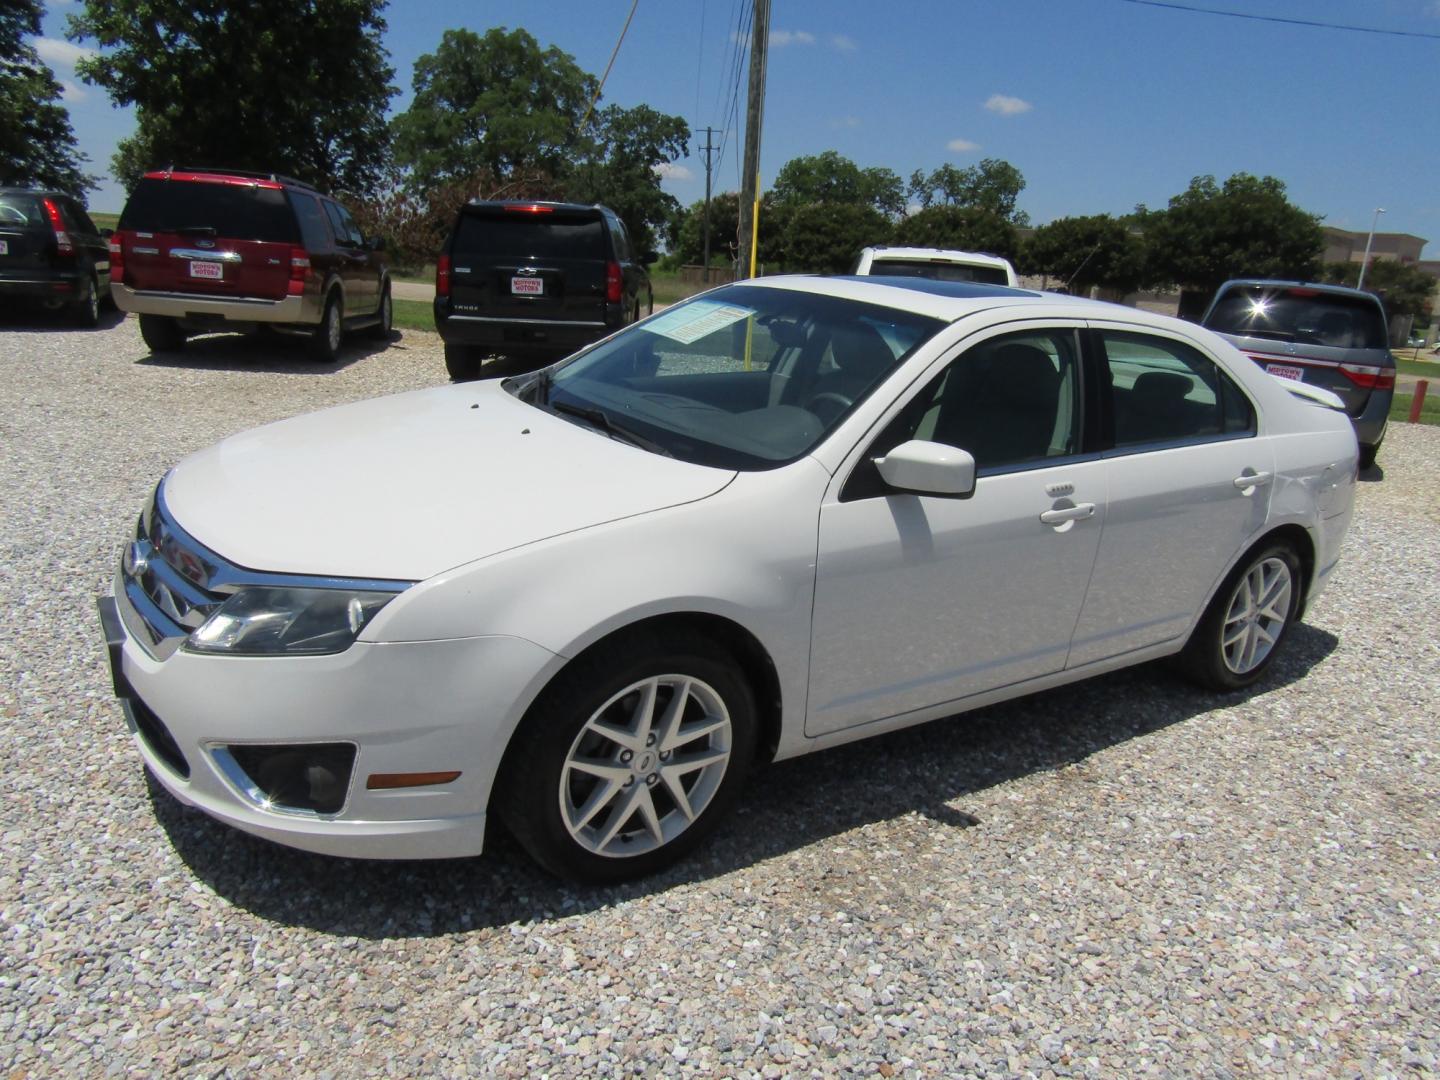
[110,169,391,360]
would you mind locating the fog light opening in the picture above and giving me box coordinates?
[224,743,357,815]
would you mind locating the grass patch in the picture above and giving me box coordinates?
[91,211,120,231]
[1395,354,1440,378]
[649,270,714,307]
[392,264,435,285]
[1391,391,1440,426]
[392,297,435,333]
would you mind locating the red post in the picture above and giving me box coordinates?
[1409,379,1429,424]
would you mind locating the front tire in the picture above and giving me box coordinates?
[1178,541,1301,691]
[444,342,483,382]
[138,314,185,352]
[498,630,757,883]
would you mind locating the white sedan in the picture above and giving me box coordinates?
[99,277,1357,882]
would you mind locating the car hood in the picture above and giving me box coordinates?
[163,381,736,581]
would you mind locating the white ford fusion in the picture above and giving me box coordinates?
[99,277,1357,882]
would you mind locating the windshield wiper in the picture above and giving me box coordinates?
[549,401,672,456]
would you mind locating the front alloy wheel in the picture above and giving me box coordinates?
[499,631,757,883]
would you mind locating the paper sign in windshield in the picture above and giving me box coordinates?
[644,300,752,345]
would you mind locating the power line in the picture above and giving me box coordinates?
[579,0,641,133]
[1116,0,1440,40]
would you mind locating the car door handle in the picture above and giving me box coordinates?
[1233,471,1273,490]
[1039,503,1096,525]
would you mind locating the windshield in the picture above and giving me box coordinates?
[870,258,1010,285]
[1204,285,1387,350]
[520,284,946,470]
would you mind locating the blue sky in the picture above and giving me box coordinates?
[34,0,1440,255]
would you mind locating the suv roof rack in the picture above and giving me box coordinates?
[159,166,322,194]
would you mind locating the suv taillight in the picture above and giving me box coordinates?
[288,247,311,297]
[1339,363,1396,391]
[605,260,622,304]
[436,253,451,298]
[42,198,74,257]
[108,238,125,285]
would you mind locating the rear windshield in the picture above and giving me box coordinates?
[1204,286,1387,350]
[454,210,606,260]
[119,178,298,243]
[0,193,46,229]
[869,258,1009,286]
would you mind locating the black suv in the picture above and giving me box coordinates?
[0,187,111,327]
[435,201,654,381]
[110,169,392,360]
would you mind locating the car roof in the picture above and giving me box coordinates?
[735,274,1165,325]
[462,199,609,215]
[861,246,1014,268]
[0,187,70,198]
[1216,278,1383,303]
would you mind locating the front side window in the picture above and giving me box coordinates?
[519,284,945,469]
[1103,331,1254,448]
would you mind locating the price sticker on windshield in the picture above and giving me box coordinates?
[644,300,753,345]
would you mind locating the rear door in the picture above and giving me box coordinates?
[450,207,608,324]
[0,192,53,280]
[117,176,297,300]
[322,199,376,316]
[1203,284,1392,419]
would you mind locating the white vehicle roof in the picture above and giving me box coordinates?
[858,245,1014,270]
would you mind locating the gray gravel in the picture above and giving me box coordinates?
[2,311,1437,1078]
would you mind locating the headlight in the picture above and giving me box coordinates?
[185,587,399,656]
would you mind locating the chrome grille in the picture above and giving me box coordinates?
[118,486,228,658]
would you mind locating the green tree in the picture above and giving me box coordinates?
[773,202,892,273]
[566,104,689,253]
[391,27,595,192]
[672,191,740,265]
[1,0,93,194]
[907,158,1028,224]
[1322,259,1436,324]
[1021,214,1144,296]
[771,151,905,219]
[1140,173,1323,296]
[68,0,396,193]
[893,206,1019,261]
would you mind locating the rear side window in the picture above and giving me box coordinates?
[0,193,45,228]
[323,200,363,247]
[119,178,298,243]
[1204,286,1387,350]
[290,193,334,252]
[1103,331,1254,449]
[869,259,1010,286]
[454,210,606,260]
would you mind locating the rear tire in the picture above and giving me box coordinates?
[444,343,483,382]
[73,273,100,328]
[1358,441,1380,470]
[1178,540,1302,691]
[310,293,343,362]
[366,285,392,341]
[497,629,757,884]
[138,314,185,353]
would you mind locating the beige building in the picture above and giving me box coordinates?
[1322,227,1426,267]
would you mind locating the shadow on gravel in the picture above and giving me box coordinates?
[150,624,1339,936]
[0,304,126,332]
[133,327,403,375]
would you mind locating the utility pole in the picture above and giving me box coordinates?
[1356,206,1385,292]
[699,126,719,284]
[737,0,770,279]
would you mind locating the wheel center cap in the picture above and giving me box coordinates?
[636,751,657,773]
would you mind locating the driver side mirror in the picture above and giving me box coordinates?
[873,440,976,498]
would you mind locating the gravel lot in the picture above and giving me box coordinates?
[2,311,1437,1077]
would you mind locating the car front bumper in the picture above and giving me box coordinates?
[112,282,318,326]
[98,591,560,860]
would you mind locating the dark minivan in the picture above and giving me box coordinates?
[0,187,111,327]
[435,201,653,381]
[1202,279,1394,468]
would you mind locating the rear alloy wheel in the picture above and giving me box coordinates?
[311,293,343,362]
[73,273,100,328]
[1179,541,1301,691]
[138,314,185,353]
[443,343,483,382]
[367,285,392,340]
[499,632,757,883]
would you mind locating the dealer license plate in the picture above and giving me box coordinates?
[511,275,543,296]
[1265,363,1304,382]
[188,260,223,280]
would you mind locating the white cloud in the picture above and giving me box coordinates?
[770,29,816,46]
[34,37,96,70]
[59,80,86,102]
[985,93,1033,117]
[830,34,858,52]
[655,163,693,181]
[947,138,980,153]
